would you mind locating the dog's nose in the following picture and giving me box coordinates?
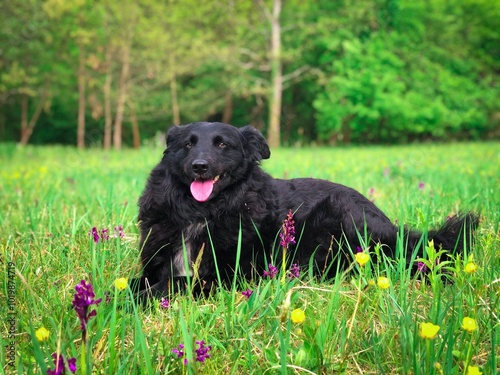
[192,159,209,174]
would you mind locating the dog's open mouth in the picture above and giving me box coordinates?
[190,175,220,202]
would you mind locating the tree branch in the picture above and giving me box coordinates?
[282,65,311,83]
[255,0,273,24]
[0,88,34,103]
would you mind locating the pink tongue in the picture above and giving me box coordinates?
[190,180,214,202]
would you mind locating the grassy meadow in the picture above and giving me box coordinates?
[1,142,499,374]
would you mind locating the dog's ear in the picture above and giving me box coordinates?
[239,125,271,161]
[165,125,184,150]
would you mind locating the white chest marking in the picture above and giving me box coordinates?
[172,223,204,277]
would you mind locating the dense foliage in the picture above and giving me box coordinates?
[0,0,498,146]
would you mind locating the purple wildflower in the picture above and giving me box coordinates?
[104,290,111,304]
[47,353,76,375]
[90,227,99,243]
[90,227,121,243]
[263,264,278,279]
[160,297,170,309]
[172,343,188,365]
[280,210,296,248]
[195,340,211,363]
[72,280,102,342]
[242,288,253,299]
[114,225,125,238]
[356,246,363,253]
[100,228,109,241]
[418,181,425,190]
[417,261,428,273]
[288,263,300,279]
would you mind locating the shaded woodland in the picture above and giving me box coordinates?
[0,0,498,147]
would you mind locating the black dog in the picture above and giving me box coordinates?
[135,122,478,297]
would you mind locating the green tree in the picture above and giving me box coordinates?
[313,0,499,143]
[0,0,52,144]
[0,0,497,146]
[43,0,104,148]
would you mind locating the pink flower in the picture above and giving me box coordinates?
[263,264,278,279]
[90,227,99,243]
[242,289,253,299]
[172,344,187,365]
[288,263,300,279]
[417,261,428,273]
[280,210,296,248]
[195,340,211,363]
[72,280,102,342]
[47,353,76,375]
[160,297,170,309]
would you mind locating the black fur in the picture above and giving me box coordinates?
[134,122,479,297]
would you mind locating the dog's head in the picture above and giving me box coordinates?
[163,122,270,202]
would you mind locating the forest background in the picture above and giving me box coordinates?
[0,0,498,148]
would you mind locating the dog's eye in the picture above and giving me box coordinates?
[217,142,227,148]
[185,142,192,149]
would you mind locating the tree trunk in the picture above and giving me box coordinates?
[250,94,265,131]
[222,91,233,124]
[169,54,181,126]
[103,47,113,150]
[19,85,49,145]
[20,95,28,142]
[129,101,140,149]
[113,42,130,150]
[267,0,282,148]
[77,42,86,149]
[0,103,5,141]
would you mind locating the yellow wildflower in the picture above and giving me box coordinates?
[354,252,370,267]
[464,262,478,274]
[419,322,440,339]
[377,276,390,289]
[434,362,445,375]
[466,366,482,375]
[290,308,306,324]
[461,317,478,332]
[35,327,50,342]
[114,277,128,291]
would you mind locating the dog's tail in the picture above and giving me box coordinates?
[427,212,480,255]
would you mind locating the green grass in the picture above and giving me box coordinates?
[1,142,499,375]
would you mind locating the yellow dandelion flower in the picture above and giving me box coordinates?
[35,327,50,342]
[419,322,440,339]
[464,262,477,274]
[461,317,478,332]
[377,276,390,289]
[114,277,128,291]
[354,252,370,267]
[290,308,306,324]
[466,366,482,375]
